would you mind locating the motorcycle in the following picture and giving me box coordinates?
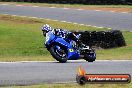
[44,30,96,63]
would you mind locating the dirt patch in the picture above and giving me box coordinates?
[0,15,43,24]
[78,7,132,12]
[126,44,132,47]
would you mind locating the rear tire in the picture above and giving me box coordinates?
[49,45,67,63]
[86,59,95,62]
[85,51,96,62]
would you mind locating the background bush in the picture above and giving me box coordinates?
[74,30,126,49]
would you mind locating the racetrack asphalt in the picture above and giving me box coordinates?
[0,60,132,86]
[0,4,132,86]
[0,4,132,31]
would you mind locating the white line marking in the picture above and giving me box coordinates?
[77,9,83,11]
[73,23,78,25]
[63,8,69,10]
[61,21,67,22]
[0,60,132,63]
[66,22,72,24]
[16,5,23,6]
[1,4,9,5]
[54,81,76,84]
[122,12,128,13]
[108,28,112,29]
[29,17,38,19]
[2,14,9,15]
[20,16,27,18]
[20,61,57,63]
[37,17,45,19]
[45,19,59,22]
[95,10,101,11]
[97,27,104,28]
[52,20,59,22]
[86,25,91,26]
[80,24,85,26]
[32,6,39,7]
[2,14,129,31]
[97,60,132,61]
[110,11,115,12]
[93,26,97,27]
[0,61,23,63]
[49,7,56,8]
[45,18,51,20]
[12,15,17,16]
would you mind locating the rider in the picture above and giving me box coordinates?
[41,24,86,48]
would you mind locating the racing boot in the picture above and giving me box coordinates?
[77,40,90,50]
[80,44,90,50]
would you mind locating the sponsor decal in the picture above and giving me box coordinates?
[69,49,74,52]
[76,66,131,85]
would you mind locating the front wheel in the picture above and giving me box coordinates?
[49,45,68,63]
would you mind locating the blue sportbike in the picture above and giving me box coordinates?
[44,30,96,63]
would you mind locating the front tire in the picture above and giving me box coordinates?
[49,45,68,63]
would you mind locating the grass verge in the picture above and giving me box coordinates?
[0,14,132,61]
[4,82,132,88]
[0,2,132,12]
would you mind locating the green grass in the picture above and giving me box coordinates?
[3,83,132,88]
[0,14,132,61]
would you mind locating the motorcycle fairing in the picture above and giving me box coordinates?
[53,38,80,60]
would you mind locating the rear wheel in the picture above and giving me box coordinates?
[86,58,95,62]
[49,45,67,63]
[85,51,96,62]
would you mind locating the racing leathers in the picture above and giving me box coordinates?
[52,28,85,48]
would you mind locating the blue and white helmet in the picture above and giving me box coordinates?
[41,24,52,32]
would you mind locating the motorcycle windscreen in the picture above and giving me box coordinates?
[45,31,55,45]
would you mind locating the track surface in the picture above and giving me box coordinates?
[0,4,132,31]
[0,60,132,86]
[0,4,132,86]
